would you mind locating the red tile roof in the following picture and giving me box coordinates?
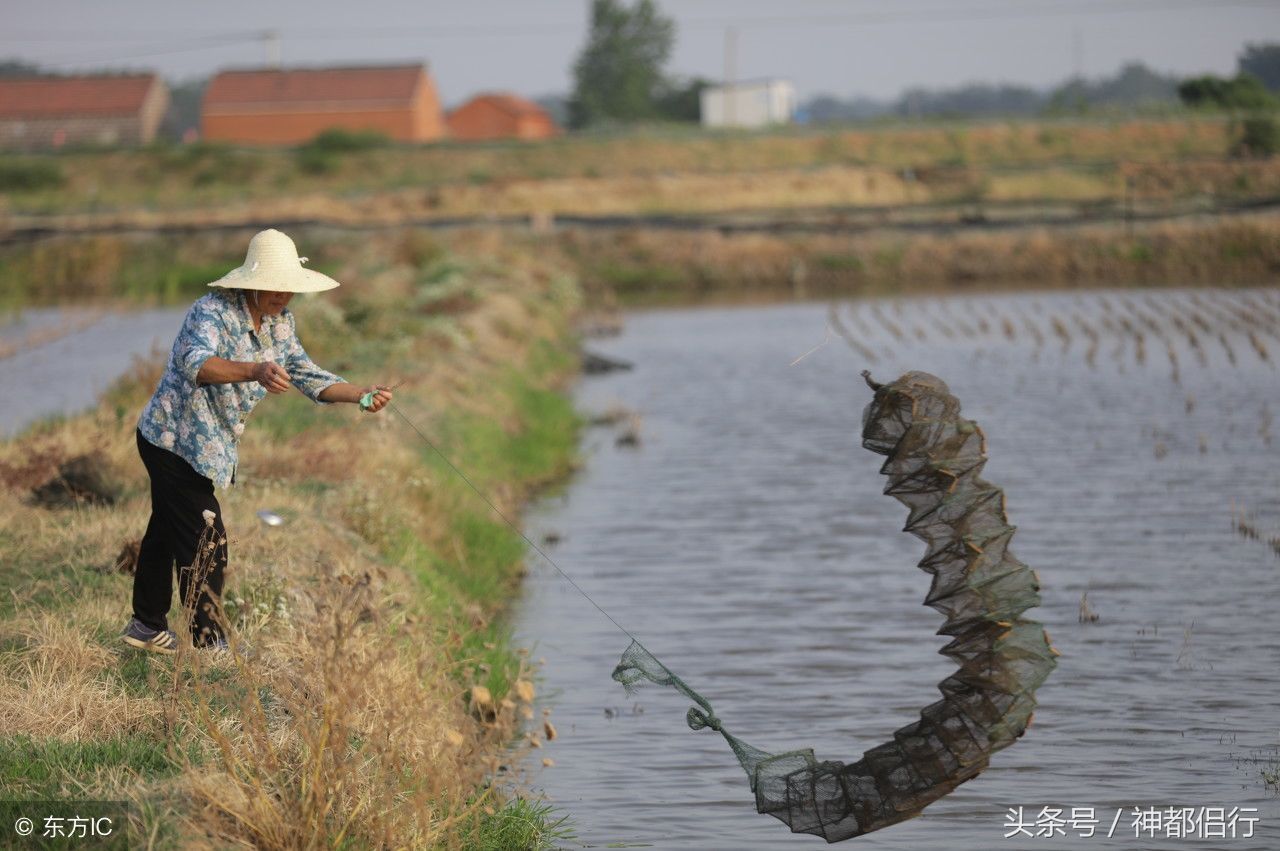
[204,65,425,110]
[0,74,159,119]
[460,93,548,118]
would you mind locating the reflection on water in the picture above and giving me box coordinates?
[514,287,1279,850]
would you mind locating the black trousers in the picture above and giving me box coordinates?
[133,428,228,646]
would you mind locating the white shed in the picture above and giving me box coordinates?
[700,79,795,128]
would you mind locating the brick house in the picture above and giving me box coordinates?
[0,73,169,151]
[446,93,559,142]
[202,64,444,145]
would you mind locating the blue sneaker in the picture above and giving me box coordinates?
[121,617,178,654]
[198,636,253,659]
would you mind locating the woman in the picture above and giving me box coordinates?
[122,228,393,653]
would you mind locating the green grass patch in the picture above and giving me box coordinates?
[873,242,907,271]
[0,533,124,619]
[295,146,338,176]
[460,623,526,700]
[440,381,577,492]
[0,735,178,799]
[248,391,347,441]
[594,261,689,296]
[392,364,579,612]
[467,797,575,851]
[0,238,228,309]
[0,158,66,192]
[817,253,865,271]
[1127,242,1155,263]
[112,651,171,698]
[293,129,391,176]
[438,508,526,605]
[302,128,391,154]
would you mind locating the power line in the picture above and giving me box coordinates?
[8,0,1278,44]
[34,31,263,68]
[8,0,1275,74]
[5,23,581,43]
[679,0,1280,29]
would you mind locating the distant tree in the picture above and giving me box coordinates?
[897,82,1044,118]
[1234,115,1279,157]
[654,75,711,123]
[1048,63,1179,114]
[801,93,893,124]
[1238,43,1280,92]
[533,93,571,128]
[0,58,48,78]
[1045,80,1090,116]
[568,0,675,128]
[159,76,208,142]
[1179,73,1276,110]
[1089,62,1179,105]
[888,64,1179,121]
[1178,76,1228,107]
[803,94,846,124]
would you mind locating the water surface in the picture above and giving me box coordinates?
[0,307,187,436]
[515,287,1279,849]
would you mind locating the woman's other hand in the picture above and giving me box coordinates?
[252,361,291,393]
[361,385,393,413]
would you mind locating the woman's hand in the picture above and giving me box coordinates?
[252,361,291,394]
[360,385,393,413]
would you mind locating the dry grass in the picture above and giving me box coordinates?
[0,235,583,847]
[9,155,1279,238]
[172,551,519,850]
[0,599,165,741]
[567,214,1280,303]
[984,167,1114,202]
[1232,504,1280,558]
[0,115,1258,231]
[3,166,913,234]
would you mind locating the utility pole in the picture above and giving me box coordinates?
[1072,28,1083,80]
[263,29,282,69]
[724,25,737,128]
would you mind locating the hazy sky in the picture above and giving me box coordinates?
[6,0,1279,105]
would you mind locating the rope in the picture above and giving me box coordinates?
[386,402,643,646]
[384,401,767,771]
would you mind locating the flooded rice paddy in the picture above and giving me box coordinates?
[0,306,187,437]
[515,286,1279,849]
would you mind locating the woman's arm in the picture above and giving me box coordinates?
[276,315,390,411]
[197,356,291,393]
[194,357,387,407]
[318,383,393,411]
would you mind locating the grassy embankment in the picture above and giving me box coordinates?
[4,115,1280,229]
[3,115,1278,316]
[0,230,584,848]
[566,214,1280,306]
[3,211,1278,320]
[3,115,1278,313]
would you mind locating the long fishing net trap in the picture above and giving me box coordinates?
[613,370,1059,842]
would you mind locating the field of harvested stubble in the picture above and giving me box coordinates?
[828,286,1280,551]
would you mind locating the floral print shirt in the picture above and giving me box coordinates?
[138,289,345,487]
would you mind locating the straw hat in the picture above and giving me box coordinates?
[208,229,340,293]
